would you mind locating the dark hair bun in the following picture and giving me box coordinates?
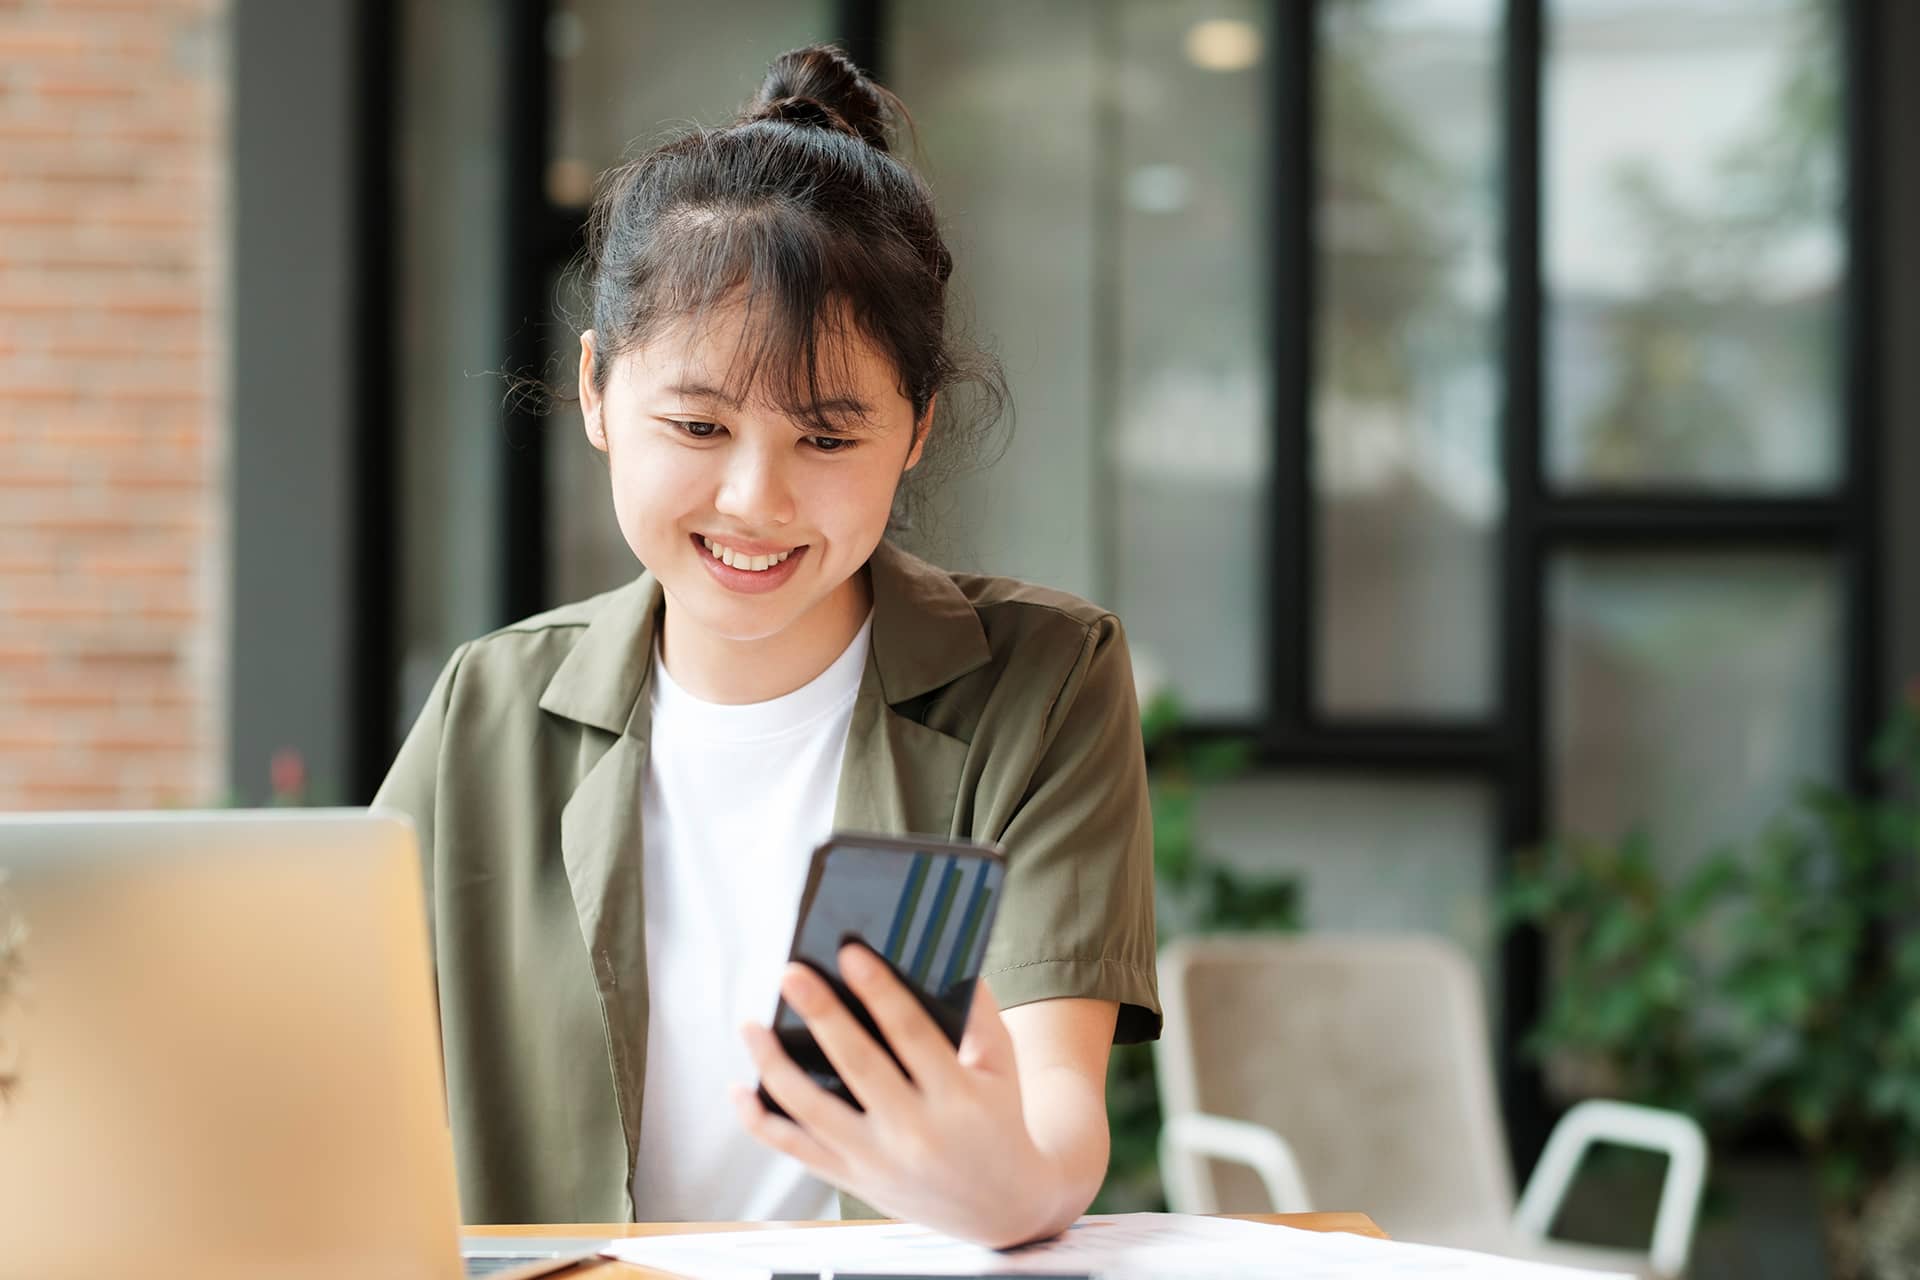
[747,45,892,153]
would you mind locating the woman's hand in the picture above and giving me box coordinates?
[731,943,1073,1248]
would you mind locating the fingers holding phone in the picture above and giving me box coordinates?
[736,960,1057,1249]
[831,941,985,1094]
[731,834,1074,1245]
[773,950,919,1117]
[753,834,1006,1118]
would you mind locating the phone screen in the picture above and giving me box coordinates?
[762,834,1006,1116]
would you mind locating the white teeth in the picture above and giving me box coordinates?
[701,536,795,572]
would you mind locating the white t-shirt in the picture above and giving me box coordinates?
[630,614,874,1222]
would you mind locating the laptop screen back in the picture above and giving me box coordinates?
[0,811,464,1280]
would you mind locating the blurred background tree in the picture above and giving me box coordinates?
[1575,0,1840,484]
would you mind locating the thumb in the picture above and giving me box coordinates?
[956,978,1015,1074]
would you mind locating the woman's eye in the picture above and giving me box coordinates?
[678,420,721,439]
[808,435,855,453]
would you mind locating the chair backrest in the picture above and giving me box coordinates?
[1157,934,1516,1245]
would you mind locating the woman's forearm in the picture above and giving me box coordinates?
[1004,1062,1114,1244]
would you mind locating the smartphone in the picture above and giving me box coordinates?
[757,832,1007,1119]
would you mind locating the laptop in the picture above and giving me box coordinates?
[0,810,608,1280]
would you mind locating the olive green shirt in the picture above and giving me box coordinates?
[373,539,1160,1225]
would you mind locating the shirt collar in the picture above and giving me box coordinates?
[536,573,664,736]
[537,538,992,734]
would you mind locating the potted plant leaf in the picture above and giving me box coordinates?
[1718,689,1920,1277]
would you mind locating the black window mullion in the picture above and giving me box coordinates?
[1841,0,1883,794]
[1511,0,1881,1179]
[1178,724,1506,774]
[500,0,555,625]
[350,0,399,799]
[1541,496,1850,544]
[539,206,587,269]
[1263,0,1318,751]
[1499,0,1549,1172]
[835,0,887,80]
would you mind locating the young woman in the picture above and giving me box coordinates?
[375,45,1157,1249]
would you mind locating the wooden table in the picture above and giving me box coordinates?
[468,1214,1388,1277]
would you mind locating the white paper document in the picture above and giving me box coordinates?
[602,1212,1634,1279]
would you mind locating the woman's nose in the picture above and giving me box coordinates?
[713,442,796,528]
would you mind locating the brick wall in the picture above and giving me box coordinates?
[0,0,227,810]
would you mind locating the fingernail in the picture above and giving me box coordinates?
[840,943,875,979]
[782,967,820,1011]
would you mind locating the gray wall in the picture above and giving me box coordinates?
[227,1,359,802]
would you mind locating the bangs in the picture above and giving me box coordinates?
[635,204,908,434]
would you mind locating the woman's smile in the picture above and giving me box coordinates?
[692,532,810,594]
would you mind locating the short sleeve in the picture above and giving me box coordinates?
[980,614,1160,1044]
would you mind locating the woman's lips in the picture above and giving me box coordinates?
[691,532,808,595]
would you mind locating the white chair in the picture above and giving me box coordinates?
[1155,935,1709,1279]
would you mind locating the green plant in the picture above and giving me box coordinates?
[1096,690,1302,1212]
[1501,831,1743,1114]
[1719,692,1920,1273]
[1505,687,1920,1278]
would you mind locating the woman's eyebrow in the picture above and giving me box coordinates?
[804,396,880,427]
[664,380,742,407]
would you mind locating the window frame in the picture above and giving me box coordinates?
[491,0,1885,1167]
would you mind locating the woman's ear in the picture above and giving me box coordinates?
[580,331,607,453]
[903,393,936,471]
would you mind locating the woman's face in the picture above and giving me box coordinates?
[579,304,927,648]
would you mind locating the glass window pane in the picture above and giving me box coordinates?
[548,1,834,203]
[893,1,1270,718]
[1196,774,1499,995]
[1110,1,1271,718]
[1549,553,1843,863]
[1544,0,1844,491]
[887,0,1104,601]
[1313,0,1503,720]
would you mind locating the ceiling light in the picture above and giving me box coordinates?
[1185,18,1263,72]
